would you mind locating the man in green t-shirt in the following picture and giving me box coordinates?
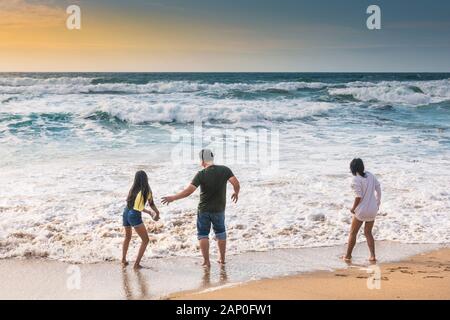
[162,149,240,267]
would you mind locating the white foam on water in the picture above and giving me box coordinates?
[0,77,328,95]
[0,76,94,87]
[329,79,450,105]
[0,93,335,125]
[0,122,449,263]
[1,76,448,106]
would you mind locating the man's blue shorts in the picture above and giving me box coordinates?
[196,211,226,240]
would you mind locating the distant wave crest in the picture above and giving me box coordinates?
[328,79,450,106]
[0,77,328,95]
[81,100,335,124]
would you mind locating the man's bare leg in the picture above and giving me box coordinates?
[199,238,211,267]
[217,239,226,264]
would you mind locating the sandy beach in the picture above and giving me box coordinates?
[171,248,450,300]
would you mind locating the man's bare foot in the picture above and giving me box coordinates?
[122,260,129,266]
[369,256,377,263]
[341,255,352,262]
[217,259,226,265]
[202,261,211,268]
[133,264,143,270]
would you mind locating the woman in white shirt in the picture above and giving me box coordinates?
[343,158,381,262]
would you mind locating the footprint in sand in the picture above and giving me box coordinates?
[335,274,348,277]
[423,276,444,279]
[387,266,409,272]
[400,270,414,274]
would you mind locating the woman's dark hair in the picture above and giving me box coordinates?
[350,158,366,177]
[127,170,150,209]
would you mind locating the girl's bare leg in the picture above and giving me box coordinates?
[344,216,363,261]
[133,224,149,269]
[364,221,376,261]
[122,227,132,265]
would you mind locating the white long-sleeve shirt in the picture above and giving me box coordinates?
[351,171,381,222]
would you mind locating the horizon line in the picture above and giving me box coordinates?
[1,71,450,74]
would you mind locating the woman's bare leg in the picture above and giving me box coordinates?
[364,221,376,261]
[122,227,132,265]
[344,216,363,261]
[133,224,149,269]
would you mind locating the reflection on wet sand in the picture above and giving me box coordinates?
[120,263,229,300]
[121,267,150,300]
[201,265,229,289]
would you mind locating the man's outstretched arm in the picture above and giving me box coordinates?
[229,176,240,203]
[162,184,197,205]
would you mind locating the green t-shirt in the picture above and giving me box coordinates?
[191,165,234,213]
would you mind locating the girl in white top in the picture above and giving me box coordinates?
[343,158,381,262]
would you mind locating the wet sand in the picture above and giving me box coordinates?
[0,242,446,299]
[171,248,450,300]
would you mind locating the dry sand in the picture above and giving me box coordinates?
[170,248,450,300]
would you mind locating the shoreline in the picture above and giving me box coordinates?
[170,247,450,300]
[0,242,447,299]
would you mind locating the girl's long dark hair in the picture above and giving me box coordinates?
[127,170,151,209]
[350,158,366,177]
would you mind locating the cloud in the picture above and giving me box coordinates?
[0,0,65,29]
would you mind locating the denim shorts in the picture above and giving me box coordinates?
[196,211,226,240]
[122,207,143,227]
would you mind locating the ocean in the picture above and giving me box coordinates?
[0,72,449,262]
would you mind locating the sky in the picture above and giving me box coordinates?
[0,0,450,72]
